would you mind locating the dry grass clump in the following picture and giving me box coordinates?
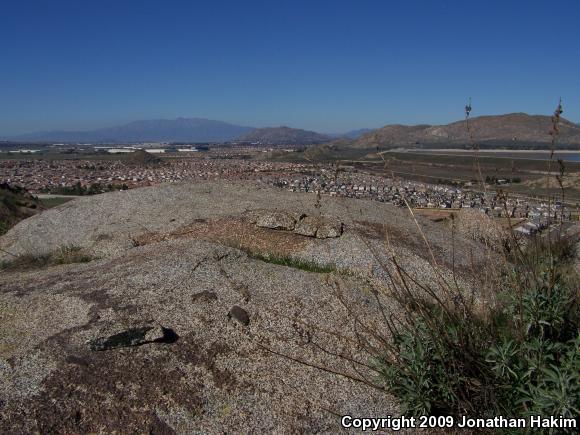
[51,245,94,265]
[0,245,93,272]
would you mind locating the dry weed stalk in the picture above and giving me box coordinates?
[545,99,564,290]
[254,99,575,419]
[464,97,487,195]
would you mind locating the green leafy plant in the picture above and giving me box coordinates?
[374,242,579,424]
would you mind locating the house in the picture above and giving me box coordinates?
[514,221,539,235]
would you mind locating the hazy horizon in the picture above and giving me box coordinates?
[2,0,579,135]
[4,111,580,139]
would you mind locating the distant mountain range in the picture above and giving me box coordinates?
[237,126,332,145]
[6,118,359,144]
[5,113,579,147]
[9,118,254,143]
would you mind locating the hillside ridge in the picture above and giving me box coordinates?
[351,112,580,148]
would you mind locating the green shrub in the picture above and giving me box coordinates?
[0,219,9,236]
[374,320,471,416]
[373,240,579,427]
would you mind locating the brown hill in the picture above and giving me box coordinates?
[123,149,163,166]
[238,126,331,145]
[352,113,580,149]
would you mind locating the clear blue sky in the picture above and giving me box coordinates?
[1,0,579,135]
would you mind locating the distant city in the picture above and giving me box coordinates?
[2,142,578,240]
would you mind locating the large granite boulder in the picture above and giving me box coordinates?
[294,216,318,237]
[255,211,296,230]
[252,210,343,239]
[0,181,495,433]
[294,216,343,239]
[316,218,343,238]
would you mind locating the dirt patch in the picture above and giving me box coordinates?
[133,216,310,257]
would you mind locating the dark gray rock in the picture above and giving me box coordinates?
[228,306,250,326]
[89,326,178,351]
